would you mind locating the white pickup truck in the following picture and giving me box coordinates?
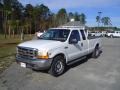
[90,32,103,37]
[106,31,120,38]
[16,26,102,76]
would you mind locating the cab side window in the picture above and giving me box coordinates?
[69,30,80,41]
[80,30,86,40]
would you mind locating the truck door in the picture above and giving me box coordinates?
[80,30,89,55]
[66,30,83,61]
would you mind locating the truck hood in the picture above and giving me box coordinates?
[18,40,63,51]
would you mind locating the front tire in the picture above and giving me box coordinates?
[48,55,65,77]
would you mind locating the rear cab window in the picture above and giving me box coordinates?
[80,30,86,40]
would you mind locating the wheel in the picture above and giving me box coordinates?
[48,55,65,77]
[110,35,113,38]
[92,45,100,58]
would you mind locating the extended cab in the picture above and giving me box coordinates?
[16,26,102,76]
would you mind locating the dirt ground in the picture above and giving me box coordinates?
[0,38,120,90]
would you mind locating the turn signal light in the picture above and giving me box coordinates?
[37,55,49,59]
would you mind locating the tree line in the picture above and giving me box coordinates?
[0,0,114,38]
[0,0,87,38]
[96,15,112,27]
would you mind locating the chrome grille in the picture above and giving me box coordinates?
[17,47,38,59]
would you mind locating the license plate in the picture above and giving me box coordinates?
[20,62,26,68]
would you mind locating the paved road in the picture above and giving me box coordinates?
[0,38,120,90]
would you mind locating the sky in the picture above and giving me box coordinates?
[19,0,120,27]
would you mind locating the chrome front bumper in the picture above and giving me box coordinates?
[16,55,52,70]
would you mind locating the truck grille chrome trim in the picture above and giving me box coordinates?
[17,46,38,59]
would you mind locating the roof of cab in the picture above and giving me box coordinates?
[50,21,88,30]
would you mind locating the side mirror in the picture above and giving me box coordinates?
[69,38,78,44]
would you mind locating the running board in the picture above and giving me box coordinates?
[67,56,86,65]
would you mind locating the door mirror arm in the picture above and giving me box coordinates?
[69,38,78,44]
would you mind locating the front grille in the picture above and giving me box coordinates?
[17,47,38,59]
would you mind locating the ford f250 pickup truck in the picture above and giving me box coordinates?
[16,26,102,76]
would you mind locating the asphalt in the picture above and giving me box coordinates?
[0,38,120,90]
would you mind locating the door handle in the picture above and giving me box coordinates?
[64,46,68,49]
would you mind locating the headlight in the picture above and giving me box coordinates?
[37,51,49,59]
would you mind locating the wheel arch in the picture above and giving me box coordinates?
[96,43,99,48]
[53,53,67,63]
[94,43,100,50]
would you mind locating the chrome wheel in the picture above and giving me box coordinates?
[49,55,65,77]
[55,61,63,73]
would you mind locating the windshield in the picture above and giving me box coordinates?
[39,29,70,42]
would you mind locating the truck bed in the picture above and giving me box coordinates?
[88,35,102,40]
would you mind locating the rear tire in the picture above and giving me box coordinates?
[110,35,113,38]
[48,55,65,77]
[92,45,100,58]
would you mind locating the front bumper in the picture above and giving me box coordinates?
[16,55,53,70]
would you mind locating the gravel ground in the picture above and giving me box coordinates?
[0,38,120,90]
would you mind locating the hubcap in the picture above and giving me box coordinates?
[55,61,63,73]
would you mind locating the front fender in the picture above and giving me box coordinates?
[48,47,68,63]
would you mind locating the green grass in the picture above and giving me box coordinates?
[0,34,34,44]
[0,45,16,73]
[0,34,34,73]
